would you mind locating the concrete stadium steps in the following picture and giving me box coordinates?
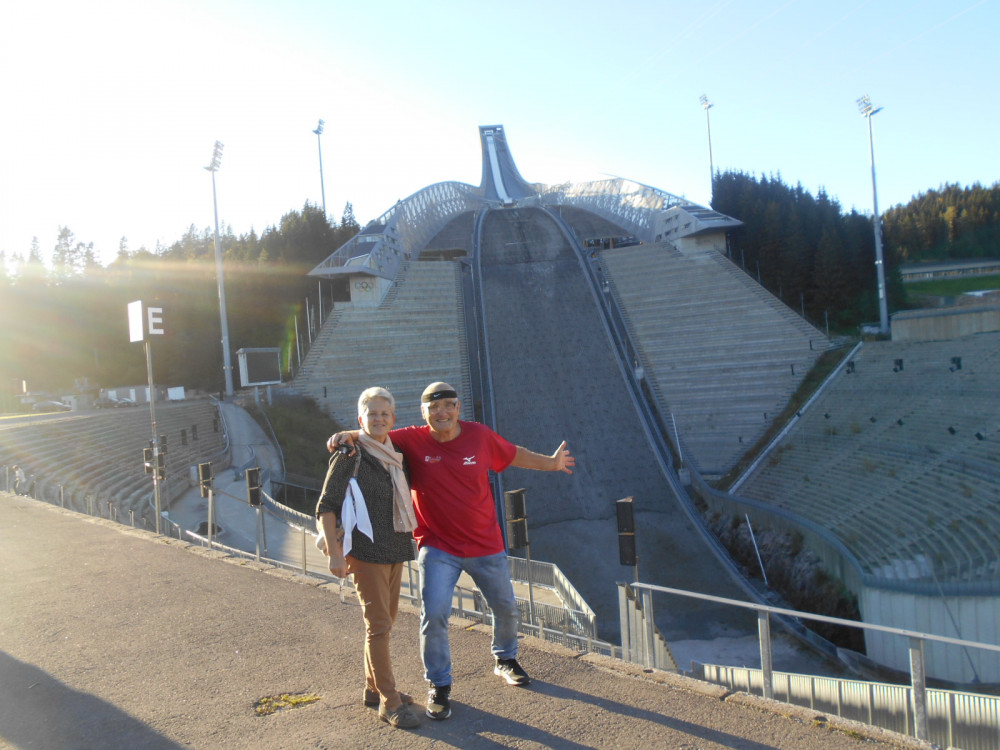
[294,260,472,427]
[0,401,225,521]
[736,332,1000,583]
[601,241,829,474]
[705,251,827,341]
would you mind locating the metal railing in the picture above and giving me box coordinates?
[699,663,1000,750]
[168,493,618,657]
[620,580,1000,746]
[540,177,690,242]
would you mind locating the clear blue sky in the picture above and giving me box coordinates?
[2,0,996,266]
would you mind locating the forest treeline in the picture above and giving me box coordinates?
[0,203,358,404]
[710,172,1000,331]
[882,182,1000,261]
[2,175,997,406]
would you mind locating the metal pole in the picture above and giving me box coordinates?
[145,339,162,534]
[524,545,537,630]
[859,97,889,336]
[301,527,307,575]
[255,507,262,562]
[294,315,302,370]
[641,587,656,669]
[670,412,683,467]
[758,610,774,700]
[618,583,633,663]
[700,95,714,199]
[207,488,215,546]
[207,142,234,396]
[868,114,889,335]
[909,637,929,740]
[260,502,268,557]
[746,514,768,585]
[313,119,327,218]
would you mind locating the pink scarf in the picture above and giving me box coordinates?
[358,431,416,533]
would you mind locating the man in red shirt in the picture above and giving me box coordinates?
[328,381,574,721]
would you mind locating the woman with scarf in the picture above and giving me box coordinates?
[316,387,420,730]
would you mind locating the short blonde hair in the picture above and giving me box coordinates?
[357,387,395,417]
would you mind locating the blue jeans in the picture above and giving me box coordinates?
[418,545,520,687]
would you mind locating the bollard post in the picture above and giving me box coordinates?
[618,583,632,663]
[255,507,262,562]
[909,637,929,741]
[301,526,307,575]
[207,488,215,546]
[641,587,656,669]
[407,559,417,603]
[758,610,774,700]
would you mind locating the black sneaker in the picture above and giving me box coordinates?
[494,657,531,686]
[425,684,452,720]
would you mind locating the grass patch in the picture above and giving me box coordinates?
[250,395,346,480]
[244,394,348,515]
[905,273,1000,297]
[716,345,853,489]
[254,692,321,716]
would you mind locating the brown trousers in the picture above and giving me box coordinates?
[347,557,404,710]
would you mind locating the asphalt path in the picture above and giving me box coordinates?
[0,493,929,750]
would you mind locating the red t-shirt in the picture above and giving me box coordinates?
[390,421,517,557]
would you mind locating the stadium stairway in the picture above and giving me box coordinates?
[294,260,472,427]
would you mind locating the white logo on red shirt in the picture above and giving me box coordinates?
[463,455,477,465]
[425,455,442,463]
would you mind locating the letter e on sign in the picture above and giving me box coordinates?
[147,307,164,335]
[128,300,166,342]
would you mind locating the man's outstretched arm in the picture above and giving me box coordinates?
[510,441,575,474]
[326,430,361,454]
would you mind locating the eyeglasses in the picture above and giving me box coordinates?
[425,400,458,414]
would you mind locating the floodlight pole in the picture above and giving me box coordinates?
[313,119,327,218]
[145,339,162,534]
[858,96,890,336]
[700,94,715,200]
[206,141,234,396]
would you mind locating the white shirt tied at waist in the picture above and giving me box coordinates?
[339,476,374,559]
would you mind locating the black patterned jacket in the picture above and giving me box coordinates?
[315,446,414,564]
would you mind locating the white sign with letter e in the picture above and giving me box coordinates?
[128,300,165,343]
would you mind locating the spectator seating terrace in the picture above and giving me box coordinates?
[735,332,1000,584]
[601,241,831,475]
[0,400,225,525]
